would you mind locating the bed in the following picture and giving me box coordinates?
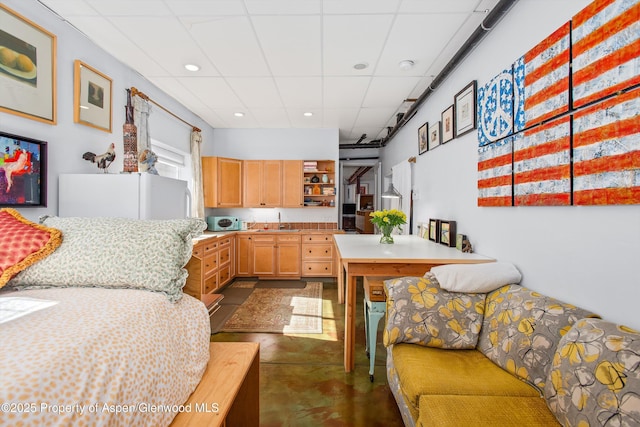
[0,210,211,426]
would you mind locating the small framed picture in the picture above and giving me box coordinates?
[454,80,477,137]
[418,122,428,155]
[440,220,457,247]
[428,219,440,242]
[441,105,454,143]
[428,121,441,150]
[73,60,112,132]
[456,234,467,251]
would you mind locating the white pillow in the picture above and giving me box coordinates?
[430,262,522,293]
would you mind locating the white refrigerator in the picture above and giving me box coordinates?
[58,173,191,219]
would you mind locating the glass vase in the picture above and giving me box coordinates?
[379,225,394,244]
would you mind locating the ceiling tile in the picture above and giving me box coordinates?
[323,0,401,14]
[183,16,270,76]
[165,0,247,16]
[353,107,398,128]
[245,0,322,15]
[362,77,422,108]
[322,15,394,76]
[287,109,323,128]
[86,0,173,16]
[225,78,283,108]
[275,77,322,108]
[398,0,480,14]
[177,77,244,109]
[323,77,370,108]
[38,0,99,16]
[250,108,291,128]
[251,15,321,76]
[322,108,359,128]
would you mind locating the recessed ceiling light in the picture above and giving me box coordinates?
[353,62,368,70]
[184,64,200,72]
[303,112,313,117]
[398,60,415,71]
[234,112,245,117]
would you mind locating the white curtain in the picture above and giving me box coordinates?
[134,96,151,157]
[392,161,412,235]
[190,130,205,219]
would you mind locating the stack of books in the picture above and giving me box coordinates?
[303,161,317,172]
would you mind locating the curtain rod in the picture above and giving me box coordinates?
[130,87,201,133]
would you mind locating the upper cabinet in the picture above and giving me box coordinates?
[282,160,304,208]
[303,160,335,207]
[202,157,243,208]
[243,160,282,207]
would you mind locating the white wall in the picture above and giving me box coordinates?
[1,0,214,222]
[202,128,339,223]
[381,0,640,329]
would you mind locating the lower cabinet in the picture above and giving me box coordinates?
[276,235,301,277]
[302,233,335,277]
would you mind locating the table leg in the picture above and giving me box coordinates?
[344,272,356,372]
[337,259,345,304]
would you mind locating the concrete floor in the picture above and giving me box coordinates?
[211,280,404,426]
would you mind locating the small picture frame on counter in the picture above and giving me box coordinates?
[428,219,440,242]
[439,220,456,247]
[456,234,466,251]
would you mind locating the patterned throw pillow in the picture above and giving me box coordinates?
[477,285,599,392]
[545,318,640,426]
[9,216,206,302]
[0,208,62,288]
[383,273,486,349]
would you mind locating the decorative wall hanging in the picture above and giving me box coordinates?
[513,22,571,132]
[477,69,515,146]
[441,105,454,143]
[122,88,138,173]
[0,131,47,207]
[0,4,56,124]
[454,80,477,137]
[572,86,640,205]
[428,121,441,151]
[73,60,112,132]
[478,137,513,207]
[513,115,571,206]
[572,0,640,108]
[418,122,428,155]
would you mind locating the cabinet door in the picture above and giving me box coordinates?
[202,157,218,208]
[236,235,253,276]
[282,160,303,208]
[277,242,301,276]
[218,157,243,207]
[243,160,262,207]
[262,160,282,207]
[253,239,276,276]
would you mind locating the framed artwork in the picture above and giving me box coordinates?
[454,80,477,137]
[0,4,57,124]
[74,60,112,132]
[428,219,440,243]
[428,121,441,150]
[456,234,466,251]
[439,220,457,247]
[359,183,369,195]
[441,105,454,143]
[418,122,428,155]
[0,131,47,207]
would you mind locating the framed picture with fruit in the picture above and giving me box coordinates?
[0,4,57,124]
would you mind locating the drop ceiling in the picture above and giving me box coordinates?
[37,0,500,145]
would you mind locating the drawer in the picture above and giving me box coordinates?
[218,236,232,247]
[302,234,333,243]
[218,264,231,286]
[219,246,231,265]
[203,272,218,294]
[203,240,219,255]
[277,234,301,243]
[204,253,218,276]
[302,243,333,259]
[302,261,333,276]
[252,234,275,243]
[192,244,204,259]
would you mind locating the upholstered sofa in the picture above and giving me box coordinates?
[383,267,640,427]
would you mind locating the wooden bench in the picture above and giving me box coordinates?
[170,342,259,427]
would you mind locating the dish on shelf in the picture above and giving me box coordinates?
[304,201,323,206]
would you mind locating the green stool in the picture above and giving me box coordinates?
[363,277,389,382]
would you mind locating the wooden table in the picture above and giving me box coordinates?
[170,342,259,427]
[333,234,494,372]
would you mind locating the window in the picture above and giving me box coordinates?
[150,139,191,182]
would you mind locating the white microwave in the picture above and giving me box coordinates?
[207,216,240,231]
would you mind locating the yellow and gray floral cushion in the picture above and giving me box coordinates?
[383,274,486,349]
[545,318,640,426]
[477,285,599,391]
[9,216,206,302]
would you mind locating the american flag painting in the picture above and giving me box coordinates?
[514,115,572,206]
[514,22,571,132]
[572,0,640,108]
[477,68,515,147]
[478,137,513,206]
[573,86,640,205]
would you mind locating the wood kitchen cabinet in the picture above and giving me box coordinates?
[301,233,335,276]
[236,232,301,278]
[282,160,303,207]
[202,157,243,208]
[236,234,253,277]
[184,235,227,301]
[276,234,301,277]
[243,160,282,207]
[252,234,276,276]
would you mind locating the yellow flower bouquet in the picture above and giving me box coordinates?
[369,209,407,244]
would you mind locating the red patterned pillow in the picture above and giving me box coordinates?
[0,208,62,288]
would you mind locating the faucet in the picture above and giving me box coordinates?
[278,212,285,229]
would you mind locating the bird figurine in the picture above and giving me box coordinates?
[83,143,115,173]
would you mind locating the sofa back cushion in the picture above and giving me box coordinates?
[383,274,486,349]
[477,285,598,391]
[544,318,640,426]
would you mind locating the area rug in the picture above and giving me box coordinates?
[221,282,323,334]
